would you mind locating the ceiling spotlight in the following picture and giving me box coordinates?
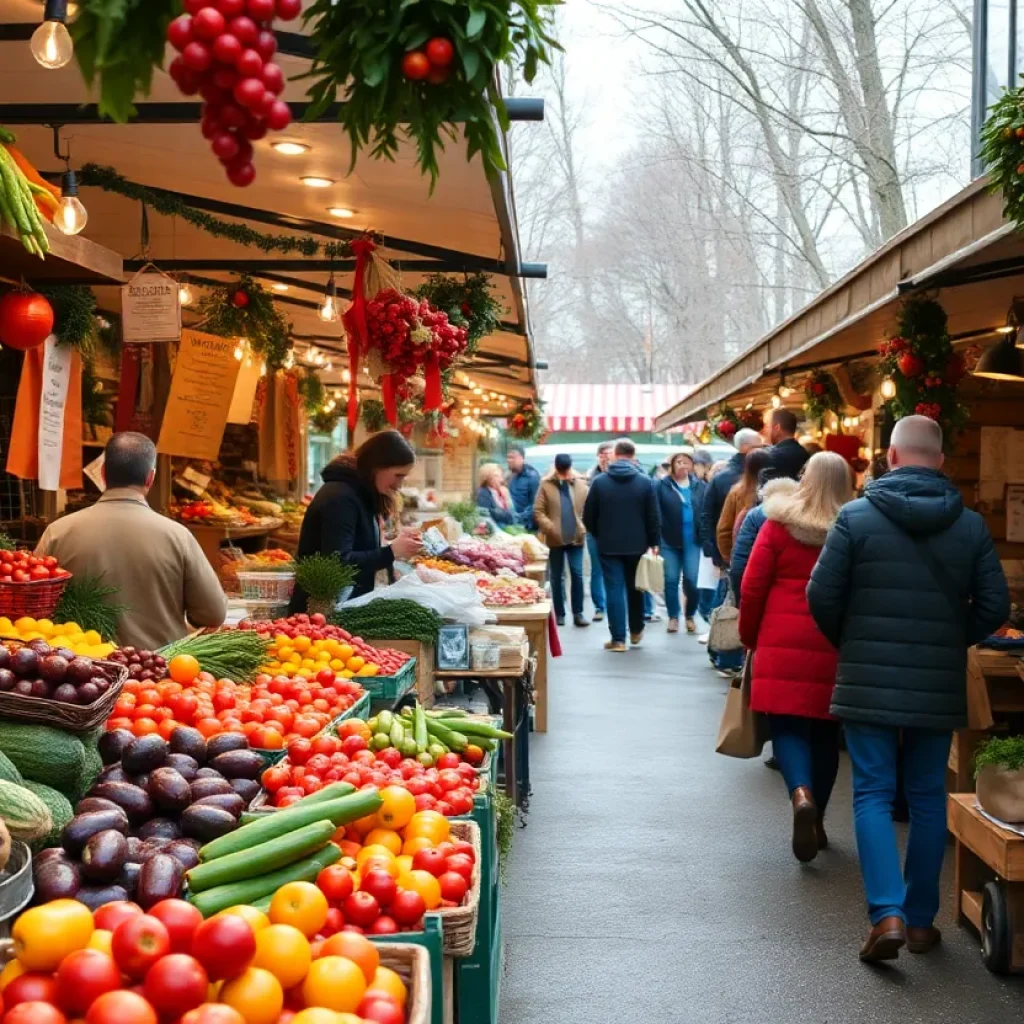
[31,0,74,69]
[301,176,334,188]
[328,207,355,219]
[272,142,310,156]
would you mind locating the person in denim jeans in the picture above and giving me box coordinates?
[585,442,614,620]
[655,450,706,633]
[808,415,1009,963]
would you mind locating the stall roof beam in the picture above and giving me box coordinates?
[0,97,543,126]
[897,255,1024,294]
[125,257,546,279]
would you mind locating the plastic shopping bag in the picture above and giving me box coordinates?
[341,571,494,626]
[697,553,720,590]
[634,552,665,595]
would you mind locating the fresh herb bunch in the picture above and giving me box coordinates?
[295,553,358,602]
[332,598,444,647]
[72,1,181,122]
[361,399,389,433]
[301,0,561,188]
[415,273,504,353]
[980,78,1024,233]
[53,574,127,643]
[445,499,480,533]
[0,530,14,552]
[40,286,98,354]
[974,735,1024,777]
[297,369,326,415]
[159,630,271,683]
[197,275,293,370]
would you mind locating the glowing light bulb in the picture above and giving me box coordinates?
[319,296,336,322]
[31,17,73,69]
[178,283,194,306]
[260,362,267,376]
[771,394,782,409]
[54,194,87,235]
[779,386,792,398]
[880,377,896,399]
[233,344,244,361]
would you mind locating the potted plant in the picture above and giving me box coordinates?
[975,736,1024,823]
[295,553,358,618]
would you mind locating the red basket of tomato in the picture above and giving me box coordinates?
[0,550,71,619]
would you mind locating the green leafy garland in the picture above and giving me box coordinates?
[71,2,180,123]
[79,165,352,258]
[414,273,504,354]
[708,404,762,441]
[506,398,545,441]
[40,286,99,354]
[297,369,326,415]
[301,0,560,188]
[311,404,346,435]
[361,399,389,433]
[196,276,293,370]
[803,370,844,427]
[980,79,1024,232]
[877,298,967,448]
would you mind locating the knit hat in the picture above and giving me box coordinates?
[691,449,714,466]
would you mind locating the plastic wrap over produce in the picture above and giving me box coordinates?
[342,571,496,625]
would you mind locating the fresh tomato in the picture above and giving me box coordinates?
[286,738,312,765]
[436,753,461,771]
[358,994,405,1024]
[92,901,142,933]
[342,891,380,928]
[143,954,209,1018]
[85,990,158,1024]
[261,764,291,793]
[111,915,170,979]
[411,848,448,877]
[4,1005,68,1024]
[359,869,397,908]
[180,1002,247,1024]
[446,853,475,883]
[368,915,399,935]
[4,972,60,1007]
[146,900,203,954]
[316,865,355,903]
[438,871,469,903]
[388,890,426,927]
[55,949,121,1014]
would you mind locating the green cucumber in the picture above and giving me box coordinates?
[249,894,273,913]
[241,782,355,824]
[439,719,513,740]
[427,708,467,717]
[187,820,336,892]
[239,810,273,826]
[389,720,405,748]
[424,718,468,752]
[413,706,428,754]
[377,710,394,733]
[189,844,341,917]
[199,790,382,862]
[372,732,391,750]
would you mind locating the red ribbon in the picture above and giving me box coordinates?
[423,351,442,411]
[346,237,376,433]
[381,374,398,426]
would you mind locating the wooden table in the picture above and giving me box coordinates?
[524,560,547,584]
[948,647,1024,791]
[184,521,283,574]
[948,793,1024,972]
[373,638,436,708]
[492,601,551,732]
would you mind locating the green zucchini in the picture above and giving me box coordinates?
[249,894,273,913]
[189,843,341,917]
[199,789,382,862]
[377,710,394,734]
[389,719,405,748]
[413,706,428,754]
[187,820,336,892]
[438,719,513,740]
[424,718,468,752]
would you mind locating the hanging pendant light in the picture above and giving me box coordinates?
[31,0,74,68]
[975,299,1024,381]
[880,377,896,399]
[319,273,339,322]
[55,167,87,235]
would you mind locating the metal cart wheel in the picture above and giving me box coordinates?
[982,880,1012,974]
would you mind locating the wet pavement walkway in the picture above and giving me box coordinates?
[500,614,1023,1024]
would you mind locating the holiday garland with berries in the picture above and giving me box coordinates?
[196,275,292,370]
[803,370,844,427]
[506,398,545,442]
[709,404,762,441]
[979,77,1024,233]
[878,297,968,447]
[414,273,504,354]
[361,399,389,433]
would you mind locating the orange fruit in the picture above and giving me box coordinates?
[398,869,442,910]
[401,836,436,857]
[319,932,379,985]
[376,787,416,830]
[219,905,271,932]
[269,882,329,938]
[291,1011,343,1024]
[219,967,283,1024]
[403,810,449,845]
[368,966,407,1006]
[253,923,312,990]
[352,812,380,837]
[363,828,402,856]
[396,855,414,874]
[301,957,366,1013]
[355,845,397,870]
[345,656,365,672]
[168,653,201,684]
[0,958,25,990]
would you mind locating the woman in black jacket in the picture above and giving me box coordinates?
[290,431,423,611]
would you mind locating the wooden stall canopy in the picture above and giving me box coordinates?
[654,177,1022,429]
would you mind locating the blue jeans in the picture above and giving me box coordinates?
[697,577,727,621]
[662,544,699,621]
[599,554,644,643]
[549,544,584,620]
[768,715,841,817]
[586,533,605,612]
[844,723,952,928]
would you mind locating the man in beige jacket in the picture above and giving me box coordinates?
[534,453,589,628]
[36,432,227,650]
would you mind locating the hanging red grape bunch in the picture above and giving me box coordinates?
[166,0,301,187]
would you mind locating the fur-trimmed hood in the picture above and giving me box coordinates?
[761,477,834,547]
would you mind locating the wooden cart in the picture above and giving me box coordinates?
[948,794,1024,973]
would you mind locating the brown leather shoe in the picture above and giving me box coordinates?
[906,926,941,954]
[791,787,818,863]
[859,917,906,963]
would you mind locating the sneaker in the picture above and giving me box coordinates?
[630,632,643,646]
[593,610,605,622]
[698,633,709,645]
[604,640,627,653]
[667,618,679,634]
[573,615,590,628]
[644,613,662,623]
[556,616,565,627]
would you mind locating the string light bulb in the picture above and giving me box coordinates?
[178,281,194,306]
[880,377,896,399]
[779,385,792,398]
[31,0,74,69]
[770,394,782,409]
[54,168,87,235]
[233,343,244,361]
[319,274,339,322]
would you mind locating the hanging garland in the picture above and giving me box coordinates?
[878,297,967,446]
[361,399,389,433]
[311,402,346,435]
[195,275,292,370]
[709,404,762,441]
[803,370,844,427]
[81,358,112,430]
[39,286,98,354]
[506,398,545,442]
[302,0,560,189]
[79,166,352,258]
[414,273,504,354]
[979,82,1024,232]
[296,368,326,416]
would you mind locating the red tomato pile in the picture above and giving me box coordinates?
[106,661,365,748]
[0,550,70,584]
[261,722,481,816]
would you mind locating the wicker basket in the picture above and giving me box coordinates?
[437,819,482,957]
[237,571,296,602]
[0,638,127,731]
[378,943,431,1024]
[0,574,70,619]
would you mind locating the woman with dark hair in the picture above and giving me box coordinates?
[656,449,706,634]
[716,447,774,565]
[289,430,423,610]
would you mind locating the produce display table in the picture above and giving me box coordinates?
[184,521,283,574]
[948,794,1024,973]
[948,647,1024,791]
[374,638,437,707]
[524,560,547,584]
[491,601,551,732]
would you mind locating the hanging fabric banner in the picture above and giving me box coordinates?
[38,336,74,491]
[344,237,376,432]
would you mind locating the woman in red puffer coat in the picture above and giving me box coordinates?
[739,452,853,864]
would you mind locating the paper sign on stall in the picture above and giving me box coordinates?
[228,356,261,424]
[981,426,1012,483]
[1008,485,1024,542]
[157,330,241,461]
[37,336,74,491]
[121,270,181,344]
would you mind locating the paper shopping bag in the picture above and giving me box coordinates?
[715,654,768,758]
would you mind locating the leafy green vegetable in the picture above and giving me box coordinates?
[159,630,270,683]
[40,286,98,354]
[53,574,127,643]
[975,735,1024,777]
[296,553,358,603]
[445,500,480,533]
[332,599,444,647]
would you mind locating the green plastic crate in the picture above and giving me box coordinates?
[372,913,444,1024]
[360,657,417,701]
[455,898,501,1024]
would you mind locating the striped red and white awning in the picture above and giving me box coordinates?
[541,383,694,433]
